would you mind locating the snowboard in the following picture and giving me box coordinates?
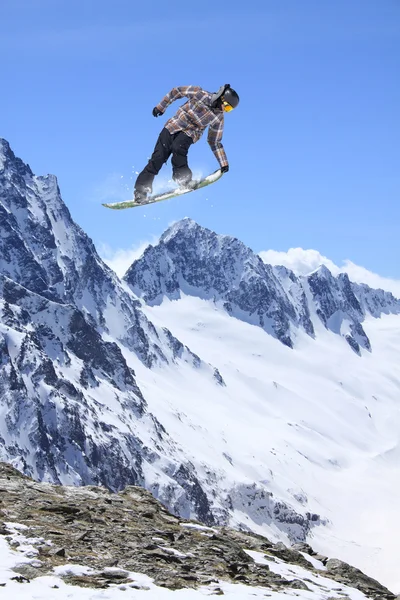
[102,169,223,210]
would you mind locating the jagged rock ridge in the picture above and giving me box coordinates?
[125,218,400,353]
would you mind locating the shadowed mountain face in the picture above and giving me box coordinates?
[124,218,400,354]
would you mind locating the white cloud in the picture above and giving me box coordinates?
[260,248,400,298]
[99,240,152,277]
[260,248,339,277]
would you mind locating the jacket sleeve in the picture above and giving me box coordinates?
[156,86,201,114]
[207,116,228,168]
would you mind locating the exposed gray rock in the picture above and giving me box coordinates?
[0,462,395,598]
[226,482,321,542]
[325,558,396,599]
[125,218,400,353]
[124,218,315,348]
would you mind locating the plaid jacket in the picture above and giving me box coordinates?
[156,86,228,168]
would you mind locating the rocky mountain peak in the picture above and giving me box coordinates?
[160,216,201,242]
[0,138,33,176]
[312,264,333,278]
[160,217,256,259]
[126,219,400,354]
[125,219,306,348]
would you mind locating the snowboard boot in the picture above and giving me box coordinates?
[134,188,151,205]
[175,175,194,190]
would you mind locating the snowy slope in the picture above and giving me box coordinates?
[125,220,400,591]
[137,295,400,592]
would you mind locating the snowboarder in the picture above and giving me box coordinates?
[133,84,239,204]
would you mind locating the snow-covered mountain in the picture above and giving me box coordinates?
[0,138,225,518]
[0,138,316,534]
[124,222,400,591]
[125,218,400,354]
[1,139,400,592]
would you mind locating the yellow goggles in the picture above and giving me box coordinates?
[222,99,234,113]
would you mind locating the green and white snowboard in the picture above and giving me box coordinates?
[102,169,223,210]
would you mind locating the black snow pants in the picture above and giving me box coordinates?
[135,128,193,194]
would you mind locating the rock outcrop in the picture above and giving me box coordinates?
[0,463,396,598]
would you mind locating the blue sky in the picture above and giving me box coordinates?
[2,0,400,278]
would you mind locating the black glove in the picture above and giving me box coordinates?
[152,107,163,117]
[221,165,229,174]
